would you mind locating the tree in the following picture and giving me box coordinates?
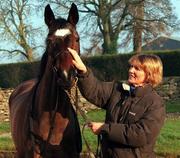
[132,1,144,54]
[130,0,179,53]
[46,0,179,54]
[0,0,43,61]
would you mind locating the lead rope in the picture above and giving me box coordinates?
[65,78,96,158]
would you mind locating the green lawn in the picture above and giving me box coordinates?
[155,118,180,156]
[0,122,10,134]
[0,99,180,157]
[165,99,180,113]
[0,122,14,150]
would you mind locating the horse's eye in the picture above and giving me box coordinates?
[47,37,52,43]
[76,37,79,42]
[64,36,70,44]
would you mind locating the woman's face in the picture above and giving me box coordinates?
[128,64,146,87]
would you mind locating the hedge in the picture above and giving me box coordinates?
[0,61,39,88]
[0,51,180,88]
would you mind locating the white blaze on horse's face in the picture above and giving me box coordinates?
[54,28,72,80]
[55,29,71,37]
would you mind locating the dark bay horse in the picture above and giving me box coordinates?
[9,3,82,158]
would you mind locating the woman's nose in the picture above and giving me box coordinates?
[129,66,134,72]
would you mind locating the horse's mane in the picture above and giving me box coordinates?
[38,51,48,80]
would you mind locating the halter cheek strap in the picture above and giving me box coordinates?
[29,85,61,156]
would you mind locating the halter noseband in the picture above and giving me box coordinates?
[51,51,78,88]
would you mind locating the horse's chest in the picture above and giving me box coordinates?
[39,112,69,145]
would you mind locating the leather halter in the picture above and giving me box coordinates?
[52,51,78,88]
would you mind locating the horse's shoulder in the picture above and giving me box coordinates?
[19,78,38,89]
[9,78,38,102]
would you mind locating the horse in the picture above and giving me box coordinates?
[9,3,82,158]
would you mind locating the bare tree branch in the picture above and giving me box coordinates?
[30,0,180,54]
[0,0,43,61]
[0,48,28,58]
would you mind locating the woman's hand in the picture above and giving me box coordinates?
[88,122,104,135]
[68,48,87,74]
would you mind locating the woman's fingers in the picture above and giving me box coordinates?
[68,47,87,73]
[89,122,104,135]
[68,48,79,61]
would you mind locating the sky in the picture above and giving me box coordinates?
[1,0,180,64]
[170,0,180,39]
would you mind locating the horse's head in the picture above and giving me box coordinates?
[44,3,79,89]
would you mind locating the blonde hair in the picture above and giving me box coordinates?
[128,54,163,87]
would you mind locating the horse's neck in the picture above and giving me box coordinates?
[34,60,71,117]
[35,60,58,115]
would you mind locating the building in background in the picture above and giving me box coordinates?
[142,36,180,51]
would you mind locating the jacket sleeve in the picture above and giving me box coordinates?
[100,98,166,147]
[78,68,114,108]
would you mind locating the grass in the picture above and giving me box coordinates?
[0,122,10,134]
[0,137,14,151]
[155,118,180,156]
[0,99,180,156]
[79,109,105,152]
[0,122,14,151]
[165,99,180,113]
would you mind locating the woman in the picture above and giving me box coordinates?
[69,48,166,158]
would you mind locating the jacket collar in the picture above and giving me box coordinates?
[133,84,153,97]
[122,83,153,97]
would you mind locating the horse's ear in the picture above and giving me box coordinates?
[44,4,55,27]
[67,3,79,26]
